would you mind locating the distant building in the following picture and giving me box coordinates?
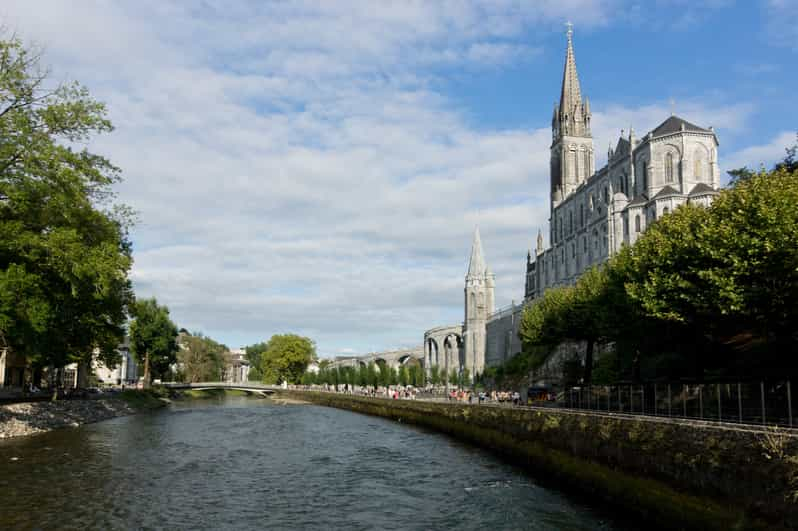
[93,337,139,385]
[224,348,250,383]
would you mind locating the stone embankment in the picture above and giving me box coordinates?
[281,390,798,530]
[0,392,165,439]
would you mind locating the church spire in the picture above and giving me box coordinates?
[559,22,582,121]
[556,23,590,138]
[467,227,486,278]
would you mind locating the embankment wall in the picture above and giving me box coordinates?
[281,391,798,530]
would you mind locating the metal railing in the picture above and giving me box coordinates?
[560,381,795,427]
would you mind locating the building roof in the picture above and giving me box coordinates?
[652,185,683,200]
[651,115,712,138]
[689,182,718,196]
[626,194,649,207]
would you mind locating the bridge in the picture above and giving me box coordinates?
[161,382,280,396]
[327,346,424,371]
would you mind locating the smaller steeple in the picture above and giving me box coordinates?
[536,229,544,255]
[467,227,487,278]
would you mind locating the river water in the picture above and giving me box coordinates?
[0,396,627,530]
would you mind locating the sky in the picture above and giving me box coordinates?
[2,1,796,358]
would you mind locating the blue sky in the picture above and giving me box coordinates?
[2,1,796,358]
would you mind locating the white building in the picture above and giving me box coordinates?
[93,337,139,385]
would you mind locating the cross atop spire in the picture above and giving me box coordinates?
[467,227,487,278]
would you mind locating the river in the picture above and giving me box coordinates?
[0,396,628,530]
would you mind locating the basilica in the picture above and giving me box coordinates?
[423,27,721,379]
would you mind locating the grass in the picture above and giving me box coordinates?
[118,389,168,410]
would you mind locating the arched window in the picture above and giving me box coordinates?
[572,243,576,258]
[580,204,584,226]
[635,215,641,232]
[694,149,703,178]
[663,206,670,216]
[583,237,587,253]
[665,153,674,182]
[569,211,573,233]
[624,217,629,235]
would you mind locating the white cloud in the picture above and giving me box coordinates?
[0,0,766,357]
[720,131,796,175]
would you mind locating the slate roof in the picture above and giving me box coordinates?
[689,182,718,196]
[626,194,649,207]
[652,185,683,200]
[651,115,711,138]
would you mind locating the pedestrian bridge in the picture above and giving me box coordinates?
[161,382,280,396]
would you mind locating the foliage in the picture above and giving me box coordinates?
[128,298,179,386]
[0,34,134,371]
[244,341,268,380]
[515,162,798,384]
[429,365,440,385]
[255,334,316,384]
[177,332,229,383]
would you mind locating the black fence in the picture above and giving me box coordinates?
[562,381,795,427]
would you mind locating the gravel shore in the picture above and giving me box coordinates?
[0,398,149,439]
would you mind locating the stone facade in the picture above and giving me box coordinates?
[424,27,722,379]
[526,27,719,300]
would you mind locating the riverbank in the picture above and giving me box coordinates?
[280,390,798,530]
[0,390,166,440]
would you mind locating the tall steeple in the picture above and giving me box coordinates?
[559,23,582,127]
[551,23,594,207]
[556,23,590,138]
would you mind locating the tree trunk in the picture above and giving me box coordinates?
[143,351,151,389]
[584,339,595,385]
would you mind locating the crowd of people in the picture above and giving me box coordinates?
[292,382,526,406]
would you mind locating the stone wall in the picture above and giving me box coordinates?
[485,304,523,368]
[283,391,798,530]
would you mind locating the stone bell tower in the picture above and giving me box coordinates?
[463,227,494,378]
[550,23,594,211]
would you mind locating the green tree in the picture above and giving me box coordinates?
[258,334,316,384]
[398,365,409,386]
[244,341,268,380]
[449,368,458,388]
[429,365,440,386]
[366,362,379,387]
[129,298,178,387]
[177,332,229,383]
[461,367,470,386]
[0,34,134,379]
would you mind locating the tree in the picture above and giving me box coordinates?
[366,362,379,387]
[449,368,459,388]
[177,332,228,383]
[429,365,440,386]
[398,365,409,386]
[257,334,316,384]
[128,298,178,387]
[244,341,268,380]
[0,33,134,378]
